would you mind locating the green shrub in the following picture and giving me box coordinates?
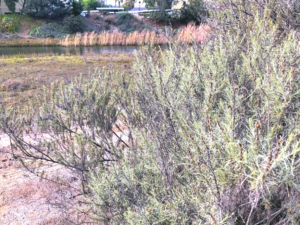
[115,13,149,32]
[212,0,300,33]
[103,15,117,24]
[87,10,300,225]
[3,2,300,224]
[28,23,67,38]
[63,15,85,33]
[0,17,19,33]
[118,23,130,32]
[116,12,134,24]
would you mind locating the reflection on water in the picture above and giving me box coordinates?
[0,46,140,56]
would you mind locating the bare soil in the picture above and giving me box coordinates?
[0,135,91,224]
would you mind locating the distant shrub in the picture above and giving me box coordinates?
[28,25,40,36]
[28,23,67,38]
[63,16,85,33]
[94,15,100,20]
[116,12,134,24]
[118,23,130,32]
[103,15,117,24]
[115,13,148,32]
[0,17,19,33]
[104,24,110,30]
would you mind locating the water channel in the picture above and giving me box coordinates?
[0,45,140,56]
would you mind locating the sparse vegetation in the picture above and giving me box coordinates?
[0,53,133,107]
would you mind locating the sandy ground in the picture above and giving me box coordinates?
[0,134,90,224]
[0,119,129,224]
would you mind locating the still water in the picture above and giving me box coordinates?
[0,46,140,56]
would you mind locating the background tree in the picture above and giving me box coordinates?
[81,0,98,10]
[22,0,71,18]
[179,0,209,24]
[144,0,173,22]
[71,0,83,16]
[3,0,19,12]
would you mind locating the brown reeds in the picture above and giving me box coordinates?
[177,24,210,44]
[0,24,210,47]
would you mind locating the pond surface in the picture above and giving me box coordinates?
[0,46,140,56]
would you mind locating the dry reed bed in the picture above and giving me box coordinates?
[0,24,209,47]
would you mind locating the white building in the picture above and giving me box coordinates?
[104,0,145,7]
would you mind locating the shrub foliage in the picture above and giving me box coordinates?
[0,17,19,33]
[1,1,300,224]
[63,15,85,33]
[87,16,300,223]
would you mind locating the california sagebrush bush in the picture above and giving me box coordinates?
[88,12,300,225]
[2,2,300,225]
[212,0,300,34]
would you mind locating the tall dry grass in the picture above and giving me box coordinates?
[61,24,209,46]
[0,24,210,47]
[177,23,210,43]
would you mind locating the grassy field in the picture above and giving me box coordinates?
[0,53,134,107]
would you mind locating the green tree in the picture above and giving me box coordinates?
[71,0,83,16]
[22,0,71,18]
[82,0,97,10]
[3,0,19,13]
[144,0,173,22]
[64,15,85,33]
[179,0,208,24]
